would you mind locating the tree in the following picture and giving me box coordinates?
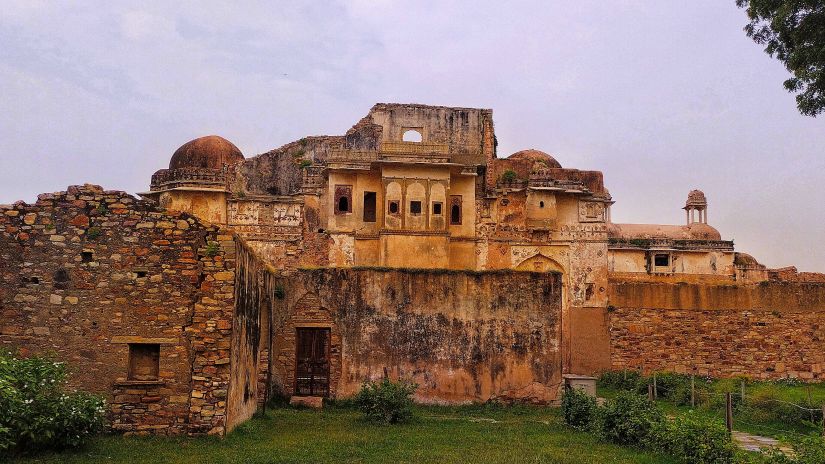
[736,1,825,116]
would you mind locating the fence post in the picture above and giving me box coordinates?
[690,374,696,408]
[725,393,733,433]
[653,372,657,401]
[741,380,745,402]
[822,404,824,438]
[648,384,654,402]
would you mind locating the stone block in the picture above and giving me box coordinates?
[289,396,324,409]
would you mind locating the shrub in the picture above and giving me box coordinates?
[0,351,105,454]
[597,369,647,393]
[756,436,825,464]
[354,377,417,424]
[86,227,102,240]
[651,411,737,464]
[205,241,220,257]
[792,436,825,464]
[561,387,597,429]
[499,169,518,183]
[594,391,664,447]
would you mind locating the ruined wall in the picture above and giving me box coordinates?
[608,279,825,380]
[225,240,265,432]
[0,185,237,435]
[271,268,563,404]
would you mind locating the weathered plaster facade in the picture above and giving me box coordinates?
[3,102,824,436]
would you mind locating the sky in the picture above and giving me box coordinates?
[1,1,823,271]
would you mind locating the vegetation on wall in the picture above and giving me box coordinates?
[499,169,519,183]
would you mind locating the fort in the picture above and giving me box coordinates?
[2,103,824,436]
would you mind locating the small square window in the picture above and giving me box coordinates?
[128,344,160,381]
[654,254,670,267]
[432,202,443,215]
[81,251,94,263]
[135,270,148,279]
[410,201,422,215]
[388,200,400,215]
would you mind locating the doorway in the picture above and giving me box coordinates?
[294,328,331,397]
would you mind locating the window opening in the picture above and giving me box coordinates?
[432,202,443,215]
[410,201,422,215]
[450,196,462,225]
[402,129,422,142]
[363,192,376,222]
[388,200,400,215]
[81,251,94,263]
[654,254,670,267]
[334,185,353,215]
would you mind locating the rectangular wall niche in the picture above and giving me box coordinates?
[128,343,160,381]
[432,202,443,215]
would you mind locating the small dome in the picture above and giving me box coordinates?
[169,135,244,170]
[508,149,562,169]
[685,189,707,208]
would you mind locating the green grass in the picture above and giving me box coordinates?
[11,404,677,464]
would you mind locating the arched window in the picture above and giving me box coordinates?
[450,195,462,225]
[402,129,422,142]
[334,185,352,214]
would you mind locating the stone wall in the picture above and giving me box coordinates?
[269,268,564,404]
[608,279,825,380]
[0,185,237,435]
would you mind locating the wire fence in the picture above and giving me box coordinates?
[641,372,825,438]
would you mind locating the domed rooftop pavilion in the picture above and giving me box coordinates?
[169,135,244,170]
[507,149,562,169]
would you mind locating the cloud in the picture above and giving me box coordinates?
[0,1,823,271]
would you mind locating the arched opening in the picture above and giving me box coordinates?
[450,204,461,224]
[402,129,422,142]
[515,254,564,274]
[338,196,349,213]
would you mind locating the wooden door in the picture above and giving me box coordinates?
[294,328,330,397]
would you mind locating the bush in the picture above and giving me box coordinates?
[597,369,647,393]
[499,169,518,183]
[651,411,737,464]
[561,387,597,429]
[755,436,825,464]
[0,351,105,454]
[792,436,825,464]
[594,391,664,446]
[354,378,417,424]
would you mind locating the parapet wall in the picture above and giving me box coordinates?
[273,268,564,404]
[231,257,566,405]
[608,279,825,380]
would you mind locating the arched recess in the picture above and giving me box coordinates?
[515,253,565,274]
[402,129,422,142]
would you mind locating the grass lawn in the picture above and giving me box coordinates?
[11,404,677,464]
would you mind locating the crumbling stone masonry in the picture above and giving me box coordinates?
[608,279,825,380]
[0,185,237,435]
